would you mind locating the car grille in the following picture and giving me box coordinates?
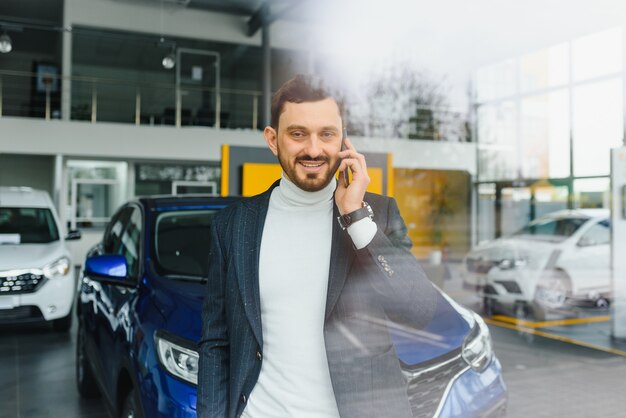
[465,258,496,274]
[0,272,46,294]
[494,280,521,294]
[402,345,471,418]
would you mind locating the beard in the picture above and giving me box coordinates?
[277,147,340,192]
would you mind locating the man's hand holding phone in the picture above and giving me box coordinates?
[336,136,370,215]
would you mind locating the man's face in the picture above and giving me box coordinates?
[264,98,343,192]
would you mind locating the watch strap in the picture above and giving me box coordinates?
[337,202,373,230]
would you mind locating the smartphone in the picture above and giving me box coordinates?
[341,128,350,187]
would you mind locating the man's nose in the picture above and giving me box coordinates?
[305,135,322,157]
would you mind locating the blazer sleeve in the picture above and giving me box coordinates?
[354,196,437,329]
[197,216,230,418]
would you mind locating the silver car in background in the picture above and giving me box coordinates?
[461,209,610,319]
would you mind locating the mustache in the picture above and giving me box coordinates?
[295,156,330,163]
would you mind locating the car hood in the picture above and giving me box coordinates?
[150,276,205,343]
[151,277,475,366]
[390,289,472,365]
[0,241,67,271]
[468,237,559,268]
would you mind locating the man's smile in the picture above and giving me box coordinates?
[300,161,325,168]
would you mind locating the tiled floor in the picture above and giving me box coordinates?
[0,321,107,418]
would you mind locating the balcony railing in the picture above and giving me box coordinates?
[0,69,261,129]
[0,69,471,141]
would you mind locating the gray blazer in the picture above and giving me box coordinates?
[198,181,437,418]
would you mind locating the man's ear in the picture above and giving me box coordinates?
[264,126,278,156]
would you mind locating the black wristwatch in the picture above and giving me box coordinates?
[337,202,374,230]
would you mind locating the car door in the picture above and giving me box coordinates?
[564,219,611,297]
[96,204,143,395]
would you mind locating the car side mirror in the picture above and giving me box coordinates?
[577,236,595,247]
[65,229,82,241]
[85,254,129,282]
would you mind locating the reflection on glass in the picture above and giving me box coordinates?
[573,178,610,208]
[500,187,531,236]
[572,27,622,82]
[478,183,496,243]
[477,102,517,181]
[476,59,516,102]
[534,185,568,218]
[513,216,587,242]
[520,92,570,178]
[572,78,623,177]
[520,43,569,93]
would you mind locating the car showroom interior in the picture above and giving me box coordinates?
[1,0,626,417]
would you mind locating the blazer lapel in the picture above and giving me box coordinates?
[236,181,278,347]
[325,202,356,319]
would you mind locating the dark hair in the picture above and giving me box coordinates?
[270,74,343,129]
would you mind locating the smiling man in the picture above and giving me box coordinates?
[198,75,437,418]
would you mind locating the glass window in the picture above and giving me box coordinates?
[520,91,570,178]
[477,102,518,180]
[154,210,218,278]
[572,78,623,177]
[572,27,622,82]
[520,43,569,93]
[514,216,588,242]
[477,183,496,243]
[501,187,531,236]
[534,185,569,218]
[579,220,610,246]
[573,178,610,208]
[0,208,59,244]
[476,59,516,102]
[119,207,142,277]
[103,207,132,254]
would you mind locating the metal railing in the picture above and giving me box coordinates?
[0,69,471,141]
[0,69,262,129]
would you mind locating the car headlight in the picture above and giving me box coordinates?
[498,258,526,270]
[155,331,199,385]
[462,313,493,372]
[42,257,71,278]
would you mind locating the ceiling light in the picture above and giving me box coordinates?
[162,52,175,69]
[0,33,12,53]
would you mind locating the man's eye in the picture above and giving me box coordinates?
[291,131,305,138]
[321,131,336,139]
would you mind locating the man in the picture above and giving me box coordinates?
[198,75,437,418]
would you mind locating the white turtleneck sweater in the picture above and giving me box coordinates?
[241,174,376,418]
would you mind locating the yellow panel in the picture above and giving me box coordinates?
[220,144,229,197]
[242,164,382,196]
[336,167,381,193]
[242,163,282,197]
[386,153,394,197]
[367,167,383,194]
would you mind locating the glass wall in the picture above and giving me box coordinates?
[475,27,623,238]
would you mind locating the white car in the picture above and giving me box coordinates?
[461,209,610,319]
[0,187,81,331]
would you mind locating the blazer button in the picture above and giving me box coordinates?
[241,395,247,403]
[256,351,262,360]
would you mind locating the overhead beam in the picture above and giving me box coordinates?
[247,3,270,37]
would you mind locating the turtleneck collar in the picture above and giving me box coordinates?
[276,172,336,208]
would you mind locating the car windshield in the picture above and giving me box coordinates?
[153,209,218,278]
[0,207,60,244]
[512,216,588,242]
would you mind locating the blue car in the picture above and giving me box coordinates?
[76,195,507,418]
